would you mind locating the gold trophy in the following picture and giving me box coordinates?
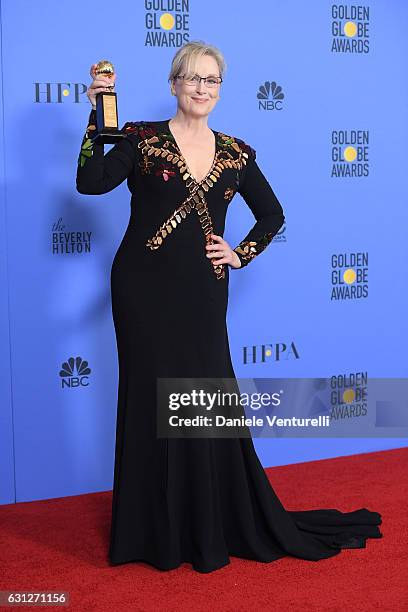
[90,60,127,144]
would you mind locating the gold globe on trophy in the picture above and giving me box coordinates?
[91,59,127,144]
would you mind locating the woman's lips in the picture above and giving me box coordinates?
[191,98,208,103]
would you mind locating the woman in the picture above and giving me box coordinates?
[76,41,382,573]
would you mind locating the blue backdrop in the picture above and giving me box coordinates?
[1,0,407,505]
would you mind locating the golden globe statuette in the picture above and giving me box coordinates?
[91,60,127,144]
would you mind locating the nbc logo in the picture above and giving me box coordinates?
[257,81,284,111]
[59,356,91,388]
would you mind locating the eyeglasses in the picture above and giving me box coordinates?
[175,74,223,88]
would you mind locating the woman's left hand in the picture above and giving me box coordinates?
[205,234,242,269]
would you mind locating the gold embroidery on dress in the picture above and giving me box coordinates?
[234,232,274,267]
[141,130,249,280]
[224,187,234,200]
[139,154,154,175]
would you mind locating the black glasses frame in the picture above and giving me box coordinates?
[174,74,223,86]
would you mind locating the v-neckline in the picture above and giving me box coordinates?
[166,118,218,185]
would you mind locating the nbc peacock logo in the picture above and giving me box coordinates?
[257,81,285,111]
[59,356,92,388]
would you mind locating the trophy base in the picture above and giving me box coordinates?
[90,130,128,145]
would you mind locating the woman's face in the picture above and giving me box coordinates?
[171,55,221,119]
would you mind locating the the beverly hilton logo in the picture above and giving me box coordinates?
[144,2,190,46]
[331,4,370,53]
[331,252,368,300]
[59,356,91,388]
[243,342,299,365]
[331,130,369,177]
[257,81,284,111]
[52,218,92,255]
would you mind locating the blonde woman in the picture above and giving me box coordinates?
[76,40,382,573]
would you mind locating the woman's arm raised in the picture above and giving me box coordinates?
[76,108,139,195]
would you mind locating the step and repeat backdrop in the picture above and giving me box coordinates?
[1,1,407,504]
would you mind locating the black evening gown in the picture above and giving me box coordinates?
[76,109,382,573]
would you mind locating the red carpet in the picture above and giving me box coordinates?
[1,447,406,611]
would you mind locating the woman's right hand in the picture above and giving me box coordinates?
[86,63,117,109]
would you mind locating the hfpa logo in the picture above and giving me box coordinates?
[243,342,299,364]
[257,81,285,111]
[59,356,91,388]
[34,82,87,103]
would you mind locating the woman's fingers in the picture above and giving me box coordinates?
[90,83,112,93]
[206,244,232,265]
[204,234,241,267]
[91,77,114,88]
[87,65,116,107]
[206,235,229,253]
[207,241,226,254]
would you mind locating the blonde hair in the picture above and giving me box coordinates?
[168,40,226,84]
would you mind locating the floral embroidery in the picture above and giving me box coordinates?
[78,135,93,167]
[218,134,242,154]
[78,118,153,169]
[237,141,254,157]
[233,232,274,268]
[123,122,157,141]
[138,132,247,188]
[155,163,176,181]
[139,155,154,175]
[224,187,234,200]
[78,120,96,168]
[161,130,176,144]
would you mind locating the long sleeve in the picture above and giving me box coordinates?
[232,145,285,269]
[76,109,139,195]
